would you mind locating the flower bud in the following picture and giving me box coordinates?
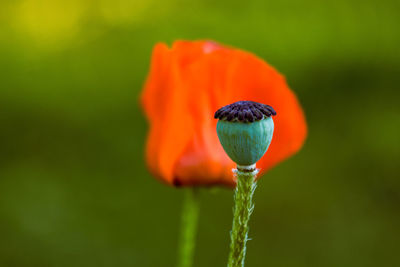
[214,101,276,166]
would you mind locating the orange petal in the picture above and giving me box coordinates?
[171,41,235,186]
[141,40,307,187]
[141,43,196,184]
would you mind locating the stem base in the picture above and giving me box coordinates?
[227,166,258,267]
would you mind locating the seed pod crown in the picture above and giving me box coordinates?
[214,101,276,123]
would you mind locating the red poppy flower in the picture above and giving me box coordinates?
[141,40,307,187]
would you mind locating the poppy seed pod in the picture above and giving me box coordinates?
[215,101,276,166]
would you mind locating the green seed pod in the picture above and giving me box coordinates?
[214,101,276,166]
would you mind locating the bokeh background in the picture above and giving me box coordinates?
[1,0,399,266]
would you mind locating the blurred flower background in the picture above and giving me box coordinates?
[0,0,399,266]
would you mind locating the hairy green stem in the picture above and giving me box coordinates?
[177,189,200,267]
[227,166,258,267]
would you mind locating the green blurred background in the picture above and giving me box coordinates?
[0,0,399,266]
